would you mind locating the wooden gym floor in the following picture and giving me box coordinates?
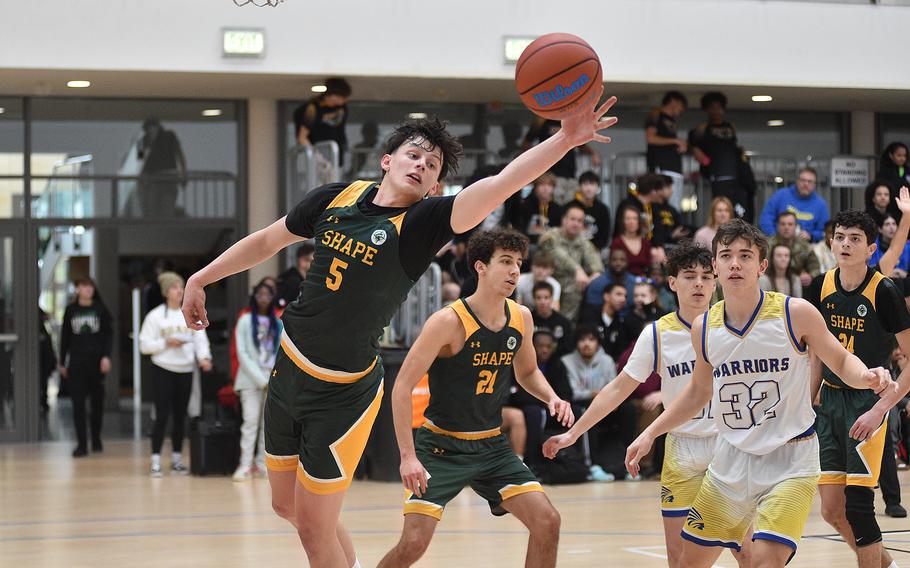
[2,440,909,567]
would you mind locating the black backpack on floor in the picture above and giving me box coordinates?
[530,428,589,485]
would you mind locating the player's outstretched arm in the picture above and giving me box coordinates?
[793,298,895,393]
[182,217,303,329]
[512,306,574,428]
[879,186,910,277]
[449,87,617,233]
[851,330,910,441]
[625,316,714,477]
[543,372,639,459]
[391,310,459,498]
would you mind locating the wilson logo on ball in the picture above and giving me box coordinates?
[532,73,590,108]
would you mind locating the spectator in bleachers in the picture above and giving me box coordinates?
[812,220,837,274]
[516,252,561,310]
[870,214,910,278]
[649,259,678,313]
[515,172,563,244]
[865,179,901,228]
[538,203,604,320]
[631,278,666,323]
[571,171,612,249]
[768,211,820,288]
[758,167,829,242]
[275,241,315,308]
[232,282,282,481]
[689,92,751,221]
[350,121,380,177]
[693,196,733,249]
[531,281,574,358]
[615,173,663,242]
[293,77,352,162]
[759,244,802,297]
[583,283,644,361]
[522,118,602,204]
[505,329,573,465]
[651,174,691,248]
[611,205,653,277]
[435,234,473,290]
[880,142,910,191]
[585,248,637,314]
[645,91,688,204]
[561,324,627,482]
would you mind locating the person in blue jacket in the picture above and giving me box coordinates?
[759,167,829,242]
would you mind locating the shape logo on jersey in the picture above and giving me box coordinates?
[371,229,387,246]
[507,336,517,350]
[857,304,867,317]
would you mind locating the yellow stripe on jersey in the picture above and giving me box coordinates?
[820,269,838,302]
[449,299,480,342]
[388,211,406,235]
[706,302,725,329]
[422,420,501,440]
[326,180,375,210]
[861,270,884,308]
[756,291,785,320]
[657,312,687,333]
[506,298,524,335]
[280,331,377,383]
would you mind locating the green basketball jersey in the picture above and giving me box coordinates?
[280,181,413,372]
[423,298,525,437]
[817,267,897,389]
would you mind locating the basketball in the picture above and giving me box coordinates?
[515,33,602,120]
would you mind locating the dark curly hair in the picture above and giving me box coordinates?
[700,91,728,110]
[712,219,768,262]
[666,240,714,278]
[832,210,878,246]
[383,116,463,181]
[467,229,529,268]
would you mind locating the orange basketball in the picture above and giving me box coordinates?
[515,33,602,120]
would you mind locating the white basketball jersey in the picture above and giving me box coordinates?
[624,311,716,437]
[701,290,815,455]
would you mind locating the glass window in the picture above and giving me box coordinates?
[0,99,25,217]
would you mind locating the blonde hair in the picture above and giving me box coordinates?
[708,197,734,229]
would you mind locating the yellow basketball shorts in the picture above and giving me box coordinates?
[660,433,717,518]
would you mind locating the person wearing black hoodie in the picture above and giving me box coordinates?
[879,142,910,191]
[59,277,113,457]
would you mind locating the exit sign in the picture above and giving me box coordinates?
[222,28,265,58]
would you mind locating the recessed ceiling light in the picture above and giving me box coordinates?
[408,112,427,119]
[767,120,785,127]
[311,85,327,93]
[201,109,223,117]
[67,80,91,88]
[752,95,773,102]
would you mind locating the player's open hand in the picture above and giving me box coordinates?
[400,455,429,498]
[896,186,910,216]
[182,277,209,330]
[849,408,886,441]
[542,431,576,460]
[559,85,617,148]
[625,433,654,478]
[865,367,896,396]
[548,397,575,428]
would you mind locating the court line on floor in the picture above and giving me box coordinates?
[622,545,730,567]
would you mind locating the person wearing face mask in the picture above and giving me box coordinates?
[140,271,212,477]
[294,77,353,163]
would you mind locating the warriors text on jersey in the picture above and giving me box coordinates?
[624,311,716,437]
[423,298,524,438]
[701,290,814,455]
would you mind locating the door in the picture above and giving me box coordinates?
[0,225,28,441]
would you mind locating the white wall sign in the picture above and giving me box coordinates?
[830,157,870,188]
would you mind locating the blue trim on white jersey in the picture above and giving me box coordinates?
[723,290,764,336]
[784,296,807,353]
[701,311,710,364]
[651,321,659,375]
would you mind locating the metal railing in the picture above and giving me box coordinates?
[386,264,442,348]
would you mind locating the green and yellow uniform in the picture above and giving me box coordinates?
[265,181,457,494]
[404,298,544,520]
[808,267,910,487]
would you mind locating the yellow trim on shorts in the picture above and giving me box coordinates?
[280,331,377,383]
[296,381,384,495]
[265,454,299,472]
[326,180,374,210]
[822,380,843,390]
[499,481,544,501]
[422,420,501,440]
[848,415,889,487]
[403,498,444,520]
[819,471,847,485]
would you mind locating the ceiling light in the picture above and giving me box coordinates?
[408,112,427,119]
[67,80,91,88]
[0,108,5,114]
[774,176,784,183]
[311,85,327,93]
[752,95,773,102]
[201,109,223,117]
[767,120,785,127]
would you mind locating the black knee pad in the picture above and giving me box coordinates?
[844,485,882,547]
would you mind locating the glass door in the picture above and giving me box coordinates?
[0,225,27,441]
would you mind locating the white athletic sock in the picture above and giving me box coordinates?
[151,453,161,467]
[172,452,183,465]
[887,561,898,568]
[352,559,361,568]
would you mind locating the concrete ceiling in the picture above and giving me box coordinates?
[0,67,908,113]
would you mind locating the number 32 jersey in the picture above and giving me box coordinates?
[701,290,814,455]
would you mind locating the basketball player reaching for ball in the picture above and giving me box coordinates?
[625,219,896,568]
[181,90,615,568]
[543,241,751,568]
[807,206,910,568]
[377,229,573,568]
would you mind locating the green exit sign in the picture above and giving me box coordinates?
[222,28,265,58]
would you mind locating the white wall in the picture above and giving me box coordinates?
[3,0,909,90]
